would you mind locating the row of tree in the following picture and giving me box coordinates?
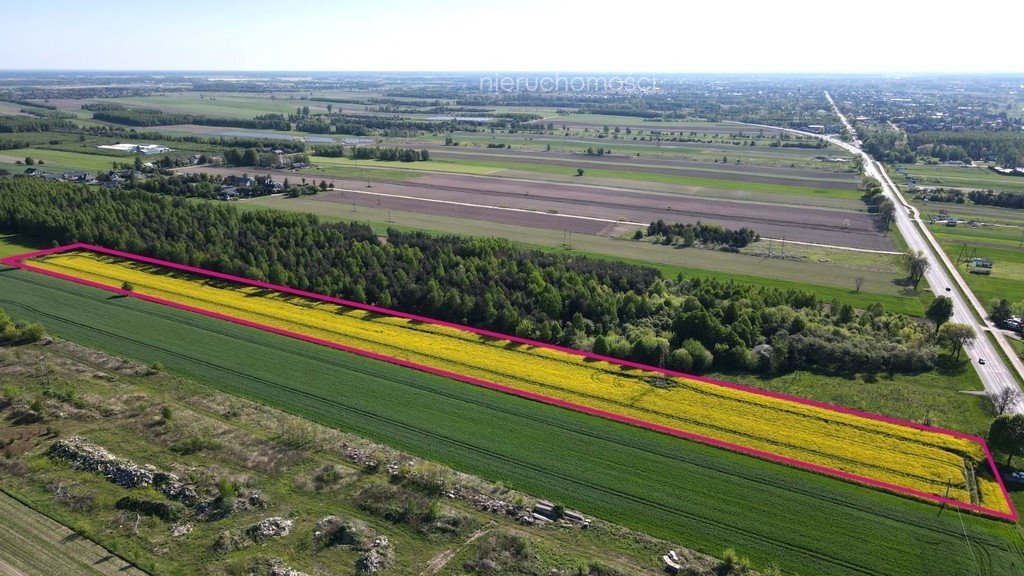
[908,131,1024,167]
[92,109,291,131]
[0,115,76,133]
[862,176,896,230]
[348,146,429,162]
[968,189,1024,210]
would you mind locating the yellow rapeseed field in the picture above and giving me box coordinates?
[32,251,1011,513]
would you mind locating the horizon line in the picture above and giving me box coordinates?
[1,68,1022,76]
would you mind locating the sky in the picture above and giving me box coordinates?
[1,0,1021,73]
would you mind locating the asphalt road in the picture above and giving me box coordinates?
[822,92,1024,414]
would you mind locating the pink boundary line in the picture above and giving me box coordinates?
[3,242,1017,522]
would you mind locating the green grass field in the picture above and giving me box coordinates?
[898,164,1024,194]
[0,264,1020,576]
[96,93,327,120]
[0,490,146,576]
[1,148,129,173]
[927,224,1024,310]
[0,233,48,258]
[313,155,505,175]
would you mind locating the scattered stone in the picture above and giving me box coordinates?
[344,446,382,469]
[356,536,393,573]
[171,522,193,537]
[47,437,197,505]
[247,517,292,542]
[266,559,309,576]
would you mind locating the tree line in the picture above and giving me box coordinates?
[909,131,1024,167]
[92,109,291,131]
[640,220,759,248]
[0,115,77,133]
[347,146,429,162]
[968,189,1024,210]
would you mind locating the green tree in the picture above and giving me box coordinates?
[937,322,976,360]
[989,414,1024,466]
[926,296,954,333]
[876,197,895,229]
[902,250,930,291]
[991,299,1014,326]
[576,168,584,177]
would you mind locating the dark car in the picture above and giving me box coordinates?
[979,358,986,365]
[945,287,951,292]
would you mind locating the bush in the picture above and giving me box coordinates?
[170,434,220,455]
[466,531,537,574]
[115,496,185,521]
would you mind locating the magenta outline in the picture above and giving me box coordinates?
[3,243,1017,521]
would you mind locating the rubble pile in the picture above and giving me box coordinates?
[247,517,293,542]
[313,515,371,548]
[356,536,394,574]
[265,559,308,576]
[47,437,197,504]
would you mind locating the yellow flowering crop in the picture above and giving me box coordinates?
[31,251,1010,514]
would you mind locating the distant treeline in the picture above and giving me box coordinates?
[19,108,76,120]
[579,108,663,119]
[312,145,345,157]
[909,131,1024,167]
[914,188,965,204]
[768,139,827,149]
[644,219,760,248]
[348,146,429,162]
[0,115,77,133]
[92,108,291,131]
[223,148,308,168]
[968,189,1024,209]
[858,128,916,164]
[0,139,31,150]
[2,98,56,110]
[0,179,944,378]
[914,187,1024,209]
[81,102,130,112]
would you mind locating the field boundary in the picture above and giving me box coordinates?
[3,242,1017,521]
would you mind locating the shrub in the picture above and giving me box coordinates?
[115,496,185,521]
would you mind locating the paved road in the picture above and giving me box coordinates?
[735,98,1024,414]
[822,92,1024,414]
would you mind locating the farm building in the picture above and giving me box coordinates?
[968,258,993,275]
